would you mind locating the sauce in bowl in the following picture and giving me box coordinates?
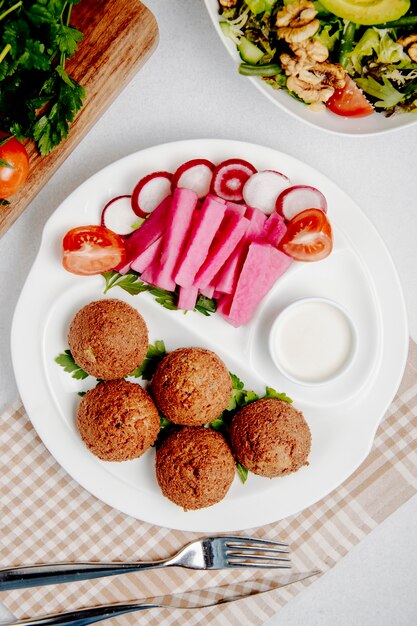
[269,298,356,385]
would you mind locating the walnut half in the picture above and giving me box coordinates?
[276,0,319,44]
[398,34,417,63]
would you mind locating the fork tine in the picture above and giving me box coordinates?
[229,562,292,569]
[227,554,291,563]
[221,536,288,548]
[226,547,289,555]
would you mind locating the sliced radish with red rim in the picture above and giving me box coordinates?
[132,171,172,218]
[171,159,214,198]
[101,195,138,236]
[276,185,327,221]
[211,158,257,202]
[242,170,290,215]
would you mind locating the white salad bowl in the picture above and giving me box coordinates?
[204,0,417,136]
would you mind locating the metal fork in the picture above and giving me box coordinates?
[0,536,290,591]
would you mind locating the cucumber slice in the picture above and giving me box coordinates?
[238,37,264,64]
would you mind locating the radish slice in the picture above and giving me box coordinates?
[101,195,138,236]
[131,171,172,218]
[242,170,290,215]
[276,185,327,221]
[211,158,257,202]
[171,159,214,199]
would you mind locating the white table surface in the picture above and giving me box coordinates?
[1,1,417,624]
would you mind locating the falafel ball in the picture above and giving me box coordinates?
[68,299,148,379]
[151,348,232,426]
[229,398,311,478]
[77,379,159,461]
[156,427,235,510]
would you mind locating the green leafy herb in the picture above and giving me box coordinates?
[210,373,292,483]
[102,270,217,316]
[356,75,405,108]
[55,349,89,380]
[264,386,293,404]
[160,415,171,429]
[130,340,167,380]
[236,462,249,484]
[0,0,85,154]
[0,157,13,168]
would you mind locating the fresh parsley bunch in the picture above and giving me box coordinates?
[0,0,85,154]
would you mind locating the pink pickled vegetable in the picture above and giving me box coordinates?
[276,185,327,221]
[214,208,267,294]
[225,201,246,216]
[130,236,162,274]
[219,242,292,327]
[171,159,214,199]
[177,286,199,311]
[242,170,290,215]
[200,284,215,299]
[259,212,287,247]
[211,158,256,202]
[195,213,249,289]
[154,187,198,291]
[115,196,171,274]
[175,195,225,288]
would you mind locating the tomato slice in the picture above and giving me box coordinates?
[279,208,333,262]
[62,225,126,275]
[326,76,374,118]
[0,133,29,198]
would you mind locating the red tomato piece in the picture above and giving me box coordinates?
[0,133,30,198]
[279,208,333,262]
[62,225,126,275]
[326,76,374,118]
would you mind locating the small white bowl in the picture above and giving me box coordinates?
[269,297,357,386]
[204,0,417,137]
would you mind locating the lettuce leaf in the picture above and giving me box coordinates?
[350,28,408,75]
[356,76,405,108]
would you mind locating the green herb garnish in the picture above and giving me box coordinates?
[0,0,86,155]
[236,462,249,484]
[55,349,89,380]
[209,373,292,484]
[130,340,167,380]
[102,270,217,316]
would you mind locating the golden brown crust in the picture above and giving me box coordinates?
[77,379,160,461]
[151,348,232,426]
[229,398,311,478]
[68,299,148,380]
[155,427,235,510]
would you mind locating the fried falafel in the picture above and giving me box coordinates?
[151,347,232,426]
[77,379,159,461]
[229,398,311,478]
[68,299,148,379]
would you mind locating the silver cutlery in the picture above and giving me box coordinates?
[0,536,290,591]
[3,570,319,626]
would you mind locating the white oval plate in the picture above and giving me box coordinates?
[204,0,417,136]
[11,139,408,532]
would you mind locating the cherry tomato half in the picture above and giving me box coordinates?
[0,133,30,198]
[326,76,374,118]
[279,208,333,262]
[62,225,126,276]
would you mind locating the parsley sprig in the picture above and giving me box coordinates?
[0,0,86,155]
[102,270,217,317]
[54,349,88,380]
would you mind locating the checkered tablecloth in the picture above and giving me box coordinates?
[1,341,416,625]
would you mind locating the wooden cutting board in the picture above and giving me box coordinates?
[0,0,158,238]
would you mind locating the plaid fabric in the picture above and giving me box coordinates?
[1,340,416,626]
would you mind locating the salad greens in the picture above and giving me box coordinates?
[102,270,217,317]
[0,0,85,154]
[218,0,417,115]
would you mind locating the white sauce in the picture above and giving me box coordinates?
[272,300,354,384]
